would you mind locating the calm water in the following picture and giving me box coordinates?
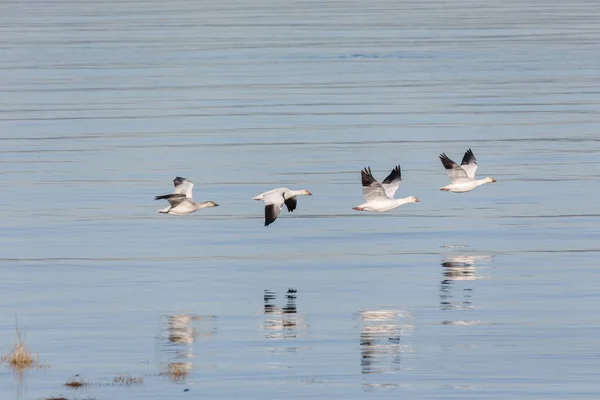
[1,0,600,398]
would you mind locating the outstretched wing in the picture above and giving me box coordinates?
[439,153,470,183]
[460,148,478,180]
[381,165,402,199]
[263,191,285,226]
[155,193,188,207]
[173,177,194,199]
[360,167,388,202]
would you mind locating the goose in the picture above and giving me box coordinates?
[252,188,312,226]
[155,177,219,215]
[439,149,496,193]
[352,165,420,212]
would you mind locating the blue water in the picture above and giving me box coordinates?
[1,0,600,399]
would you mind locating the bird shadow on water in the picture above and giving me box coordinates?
[439,253,494,326]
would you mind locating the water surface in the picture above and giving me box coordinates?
[1,0,600,399]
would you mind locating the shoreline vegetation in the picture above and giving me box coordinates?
[3,319,148,400]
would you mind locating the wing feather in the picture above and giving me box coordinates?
[173,177,194,199]
[381,165,401,199]
[284,196,297,212]
[460,148,478,180]
[155,193,188,207]
[439,153,471,183]
[360,167,388,201]
[265,204,283,226]
[263,191,285,226]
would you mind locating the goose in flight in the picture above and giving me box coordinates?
[252,188,312,226]
[155,177,219,215]
[439,149,496,193]
[352,165,420,212]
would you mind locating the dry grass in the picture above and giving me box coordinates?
[1,320,42,371]
[64,375,88,389]
[160,362,189,381]
[113,373,144,386]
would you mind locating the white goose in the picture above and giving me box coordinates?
[352,166,420,212]
[439,149,496,193]
[155,177,219,215]
[252,188,312,226]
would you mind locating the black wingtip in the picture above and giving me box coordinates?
[173,176,187,186]
[284,196,297,212]
[264,204,278,227]
[360,166,377,187]
[382,165,401,184]
[265,219,275,227]
[461,148,477,166]
[155,193,185,201]
[439,153,455,169]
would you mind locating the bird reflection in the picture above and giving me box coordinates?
[263,289,306,342]
[156,313,217,381]
[440,254,493,324]
[359,310,413,376]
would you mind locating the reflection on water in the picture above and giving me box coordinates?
[263,289,307,351]
[2,0,600,396]
[359,309,414,385]
[156,314,217,381]
[14,371,24,400]
[440,255,493,325]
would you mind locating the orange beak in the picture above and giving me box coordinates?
[415,198,421,202]
[491,178,497,183]
[307,191,313,195]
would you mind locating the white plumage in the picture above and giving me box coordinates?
[155,177,219,215]
[252,187,312,226]
[352,165,420,212]
[439,149,496,193]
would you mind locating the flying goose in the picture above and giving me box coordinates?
[155,177,219,215]
[352,165,420,212]
[252,188,312,226]
[439,149,496,193]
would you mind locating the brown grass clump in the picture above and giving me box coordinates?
[160,362,189,381]
[1,321,41,371]
[113,373,144,386]
[64,375,88,388]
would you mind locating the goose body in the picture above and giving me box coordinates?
[155,177,219,215]
[439,149,496,193]
[252,187,312,226]
[352,166,420,212]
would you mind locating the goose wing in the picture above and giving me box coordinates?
[155,193,189,208]
[360,167,388,202]
[263,191,285,226]
[460,149,478,180]
[284,195,297,212]
[439,153,471,183]
[381,165,402,199]
[173,177,194,199]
